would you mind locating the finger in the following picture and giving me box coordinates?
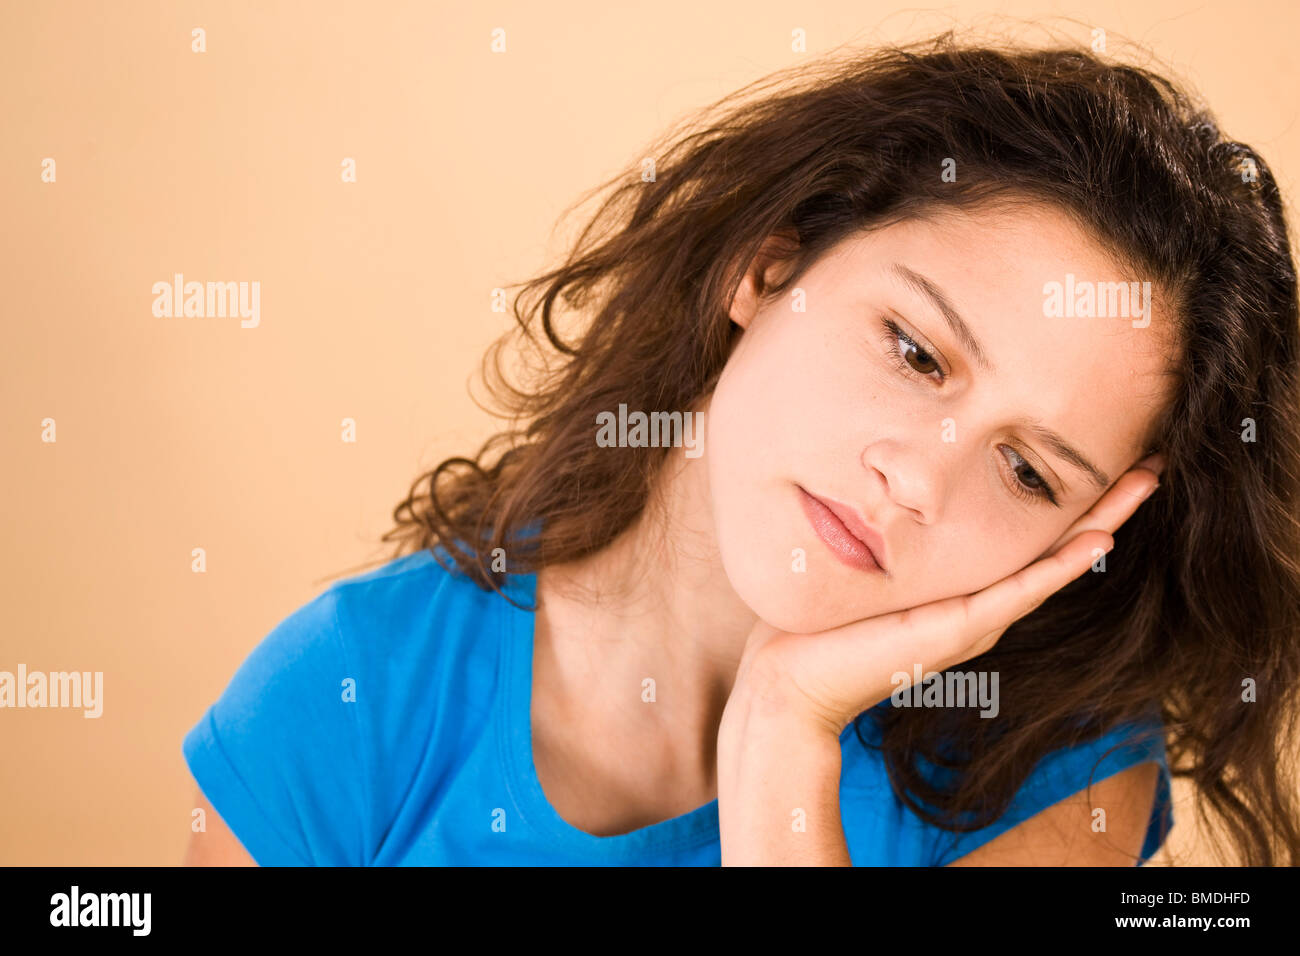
[863,527,1111,678]
[961,528,1114,646]
[792,528,1111,721]
[1038,456,1161,559]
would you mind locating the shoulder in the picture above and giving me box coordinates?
[838,709,1174,866]
[946,758,1161,866]
[181,547,525,865]
[326,548,522,740]
[206,549,494,713]
[269,548,520,701]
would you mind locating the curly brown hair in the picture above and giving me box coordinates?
[375,32,1300,865]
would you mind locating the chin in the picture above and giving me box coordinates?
[713,519,862,635]
[731,580,837,634]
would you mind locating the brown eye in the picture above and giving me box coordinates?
[1015,461,1047,490]
[900,339,940,376]
[880,316,946,383]
[1002,446,1057,505]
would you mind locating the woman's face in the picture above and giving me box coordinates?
[705,202,1177,634]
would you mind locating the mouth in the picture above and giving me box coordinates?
[796,484,889,575]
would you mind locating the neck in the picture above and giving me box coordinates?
[533,410,758,792]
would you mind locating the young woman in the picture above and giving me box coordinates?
[183,34,1300,866]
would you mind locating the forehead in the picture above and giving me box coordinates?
[825,203,1178,474]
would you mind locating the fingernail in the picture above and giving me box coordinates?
[1142,481,1160,500]
[1137,452,1166,476]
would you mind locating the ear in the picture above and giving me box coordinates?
[726,230,801,330]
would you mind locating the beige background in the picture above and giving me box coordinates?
[3,0,1295,865]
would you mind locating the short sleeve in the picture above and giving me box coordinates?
[928,715,1173,866]
[181,588,370,866]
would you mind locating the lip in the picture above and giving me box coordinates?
[797,485,889,574]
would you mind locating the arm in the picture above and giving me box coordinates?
[946,760,1160,866]
[716,691,851,866]
[718,687,1159,867]
[182,788,258,866]
[717,459,1163,866]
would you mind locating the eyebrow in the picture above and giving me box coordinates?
[889,262,1112,493]
[890,263,995,374]
[1020,419,1111,491]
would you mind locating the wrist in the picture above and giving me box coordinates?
[716,699,847,866]
[718,684,844,798]
[721,657,851,745]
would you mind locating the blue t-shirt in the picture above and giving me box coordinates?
[182,547,1174,865]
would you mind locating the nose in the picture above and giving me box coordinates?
[861,441,939,524]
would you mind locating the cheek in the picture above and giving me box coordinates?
[706,315,824,473]
[950,510,1086,594]
[701,328,855,630]
[706,396,802,523]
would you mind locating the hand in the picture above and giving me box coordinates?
[721,453,1165,739]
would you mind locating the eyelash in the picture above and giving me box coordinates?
[877,316,1060,507]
